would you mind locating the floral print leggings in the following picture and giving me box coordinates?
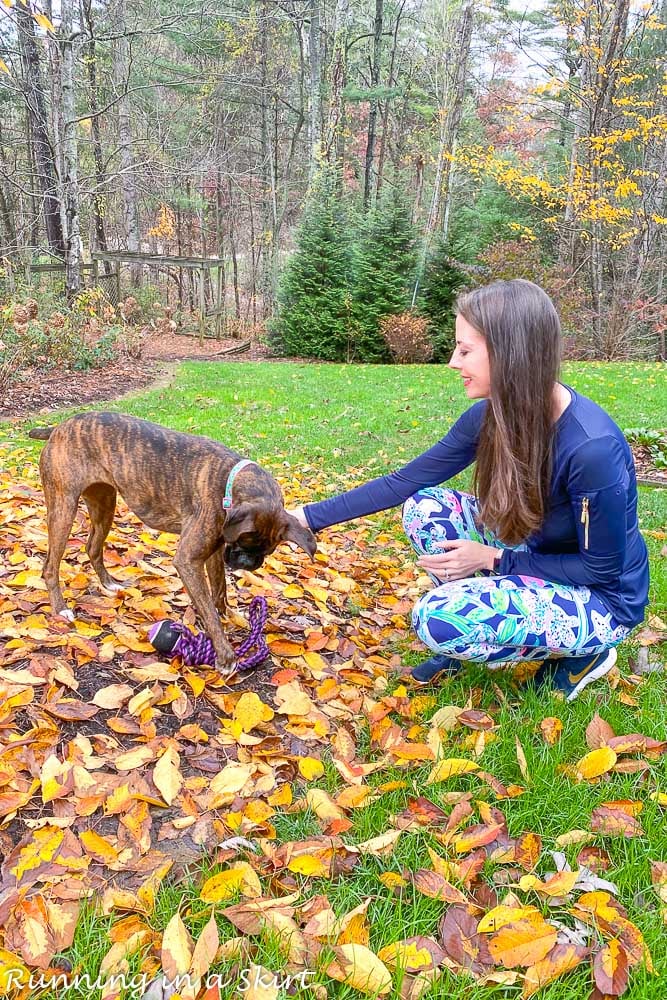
[402,488,630,664]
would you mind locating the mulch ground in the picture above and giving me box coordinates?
[0,332,276,420]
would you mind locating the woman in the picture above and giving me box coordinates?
[290,279,649,701]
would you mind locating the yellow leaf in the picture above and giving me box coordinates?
[298,756,325,780]
[115,747,156,771]
[92,684,133,709]
[0,948,28,991]
[575,746,617,781]
[0,59,10,76]
[274,680,314,715]
[519,870,579,897]
[349,830,402,855]
[488,916,558,968]
[234,692,274,731]
[201,864,261,902]
[303,650,327,670]
[11,825,64,881]
[378,940,434,972]
[522,943,588,997]
[287,854,330,878]
[208,763,254,808]
[477,905,542,933]
[161,912,192,979]
[33,10,55,31]
[327,943,392,995]
[426,758,479,783]
[153,747,182,806]
[555,829,595,847]
[40,754,71,803]
[282,584,303,598]
[378,872,408,890]
[190,912,219,983]
[79,830,119,864]
[305,787,346,822]
[515,736,530,782]
[268,784,292,807]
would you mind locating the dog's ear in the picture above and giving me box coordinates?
[282,514,317,560]
[222,503,257,543]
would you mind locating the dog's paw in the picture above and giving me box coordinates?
[59,608,75,622]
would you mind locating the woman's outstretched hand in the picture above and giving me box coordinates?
[287,506,309,529]
[417,539,501,581]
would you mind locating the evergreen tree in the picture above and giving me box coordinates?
[269,171,353,360]
[352,193,420,362]
[420,240,467,361]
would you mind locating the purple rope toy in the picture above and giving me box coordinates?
[148,596,269,671]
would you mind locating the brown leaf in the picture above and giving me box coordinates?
[41,699,99,721]
[439,906,493,973]
[539,717,563,745]
[591,806,644,838]
[457,710,496,731]
[585,713,616,749]
[412,870,467,903]
[593,938,629,996]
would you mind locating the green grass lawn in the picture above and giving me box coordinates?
[3,360,667,999]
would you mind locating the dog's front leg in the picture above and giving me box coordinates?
[205,546,227,614]
[174,527,235,670]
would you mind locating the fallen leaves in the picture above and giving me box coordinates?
[0,446,664,999]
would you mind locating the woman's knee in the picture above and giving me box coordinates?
[402,487,463,538]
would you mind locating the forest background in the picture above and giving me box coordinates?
[0,0,666,371]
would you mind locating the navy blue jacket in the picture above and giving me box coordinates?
[304,388,649,628]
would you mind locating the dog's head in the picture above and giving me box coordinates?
[222,503,317,571]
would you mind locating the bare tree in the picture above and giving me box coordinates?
[15,0,65,255]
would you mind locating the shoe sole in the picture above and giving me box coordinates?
[565,647,617,702]
[411,668,452,686]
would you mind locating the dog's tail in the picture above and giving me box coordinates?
[28,426,56,440]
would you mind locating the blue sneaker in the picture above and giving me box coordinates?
[410,653,462,685]
[547,648,618,702]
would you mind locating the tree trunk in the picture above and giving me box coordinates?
[113,0,140,283]
[306,0,323,182]
[15,0,65,256]
[59,0,81,299]
[363,0,384,210]
[375,0,406,200]
[323,0,351,175]
[81,0,111,274]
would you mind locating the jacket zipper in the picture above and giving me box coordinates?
[580,497,590,549]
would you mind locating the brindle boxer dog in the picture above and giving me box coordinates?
[28,411,317,669]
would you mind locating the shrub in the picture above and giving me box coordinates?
[379,311,433,363]
[419,241,467,361]
[269,168,354,360]
[352,192,420,361]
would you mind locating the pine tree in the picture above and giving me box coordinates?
[269,171,353,360]
[420,239,467,361]
[352,193,420,362]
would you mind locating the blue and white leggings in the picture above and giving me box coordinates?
[402,488,630,664]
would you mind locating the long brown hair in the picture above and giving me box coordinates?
[455,279,562,545]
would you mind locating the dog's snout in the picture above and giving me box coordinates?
[225,547,265,571]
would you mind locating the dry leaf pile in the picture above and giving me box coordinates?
[0,448,665,998]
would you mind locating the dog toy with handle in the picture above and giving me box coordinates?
[148,595,269,671]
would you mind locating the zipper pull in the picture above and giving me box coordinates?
[581,497,590,549]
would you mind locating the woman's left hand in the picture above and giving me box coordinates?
[417,539,500,581]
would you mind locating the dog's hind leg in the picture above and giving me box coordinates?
[43,491,80,620]
[82,484,121,591]
[206,546,228,614]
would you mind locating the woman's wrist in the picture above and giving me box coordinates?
[487,547,502,572]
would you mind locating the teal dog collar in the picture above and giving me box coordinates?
[223,459,255,510]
